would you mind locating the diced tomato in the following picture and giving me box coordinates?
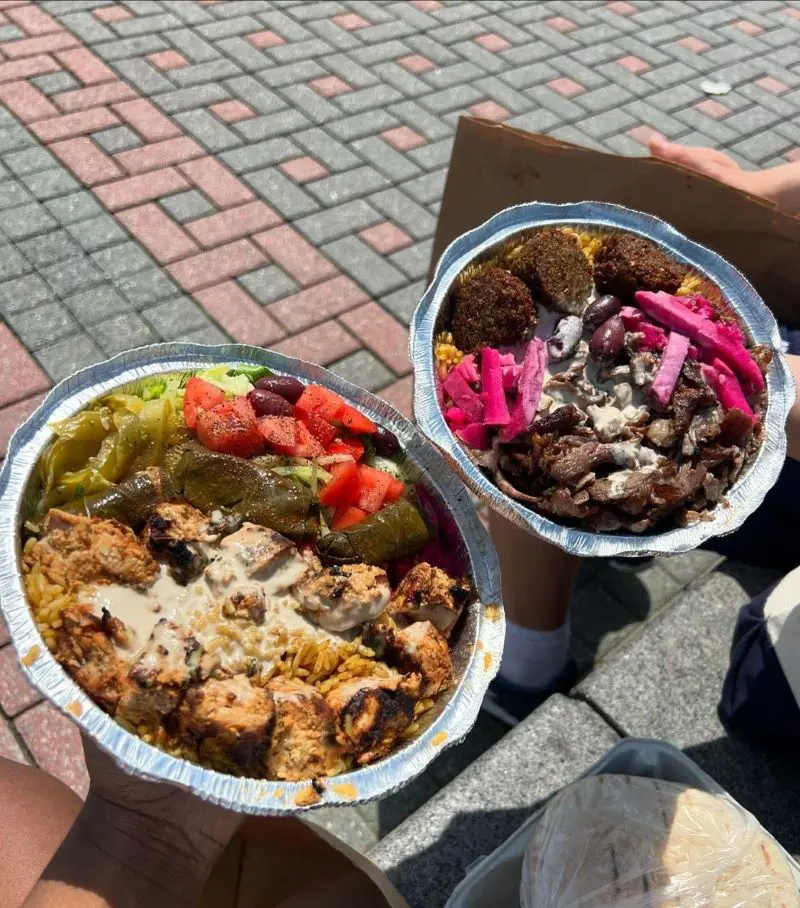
[196,396,262,457]
[292,420,325,458]
[295,385,345,422]
[302,414,338,447]
[259,416,298,454]
[331,505,368,531]
[319,460,358,507]
[383,475,406,503]
[351,464,393,513]
[183,377,225,430]
[327,436,365,461]
[336,403,377,435]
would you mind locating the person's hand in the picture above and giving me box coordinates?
[648,135,800,218]
[26,737,242,908]
[648,136,761,195]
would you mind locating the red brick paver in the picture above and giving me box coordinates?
[382,125,426,151]
[94,167,189,210]
[210,99,255,123]
[146,50,187,71]
[179,156,254,207]
[55,47,116,85]
[113,97,181,141]
[195,282,286,346]
[279,156,329,183]
[185,200,280,248]
[93,5,132,23]
[253,225,339,286]
[267,274,368,332]
[3,31,78,59]
[50,136,122,185]
[247,30,285,49]
[475,34,510,53]
[0,645,42,717]
[398,54,436,74]
[0,392,46,455]
[14,702,89,798]
[53,80,136,112]
[0,714,25,763]
[359,222,413,255]
[114,135,204,175]
[340,303,411,375]
[0,326,50,408]
[0,79,57,121]
[377,376,413,419]
[31,106,119,141]
[166,239,265,291]
[274,321,360,365]
[309,75,351,98]
[117,203,199,264]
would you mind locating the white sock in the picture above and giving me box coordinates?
[498,618,570,693]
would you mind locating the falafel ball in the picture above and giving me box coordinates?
[509,228,594,316]
[450,266,534,354]
[593,232,685,300]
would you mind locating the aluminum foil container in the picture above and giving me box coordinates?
[411,201,795,558]
[0,343,503,814]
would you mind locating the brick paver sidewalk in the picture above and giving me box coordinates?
[0,0,798,833]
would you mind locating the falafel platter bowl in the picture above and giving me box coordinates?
[411,201,794,558]
[0,343,503,813]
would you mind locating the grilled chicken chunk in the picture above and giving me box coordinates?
[325,673,420,765]
[265,677,342,781]
[178,675,274,774]
[388,621,452,697]
[117,619,202,726]
[141,502,215,585]
[206,523,312,595]
[387,562,469,639]
[56,605,127,713]
[34,509,159,590]
[294,564,390,632]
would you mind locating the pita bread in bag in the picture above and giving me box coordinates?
[521,775,799,907]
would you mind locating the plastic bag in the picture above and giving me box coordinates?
[521,774,799,907]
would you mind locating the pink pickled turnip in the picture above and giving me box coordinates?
[480,347,511,427]
[443,368,483,423]
[445,406,469,428]
[701,364,755,420]
[500,337,547,442]
[649,330,690,408]
[453,353,479,385]
[635,291,764,392]
[456,423,489,449]
[498,352,522,391]
[678,294,715,320]
[619,306,667,351]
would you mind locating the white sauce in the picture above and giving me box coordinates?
[80,524,343,675]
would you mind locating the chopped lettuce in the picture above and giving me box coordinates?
[195,364,255,398]
[228,363,272,382]
[270,463,332,487]
[363,454,408,482]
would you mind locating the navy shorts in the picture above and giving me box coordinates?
[713,326,800,745]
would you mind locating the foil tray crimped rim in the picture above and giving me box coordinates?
[0,343,504,814]
[411,201,795,558]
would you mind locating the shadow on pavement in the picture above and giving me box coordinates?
[683,733,800,855]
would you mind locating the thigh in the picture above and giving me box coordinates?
[0,757,82,908]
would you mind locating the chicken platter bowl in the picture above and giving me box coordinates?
[1,345,502,811]
[412,202,794,558]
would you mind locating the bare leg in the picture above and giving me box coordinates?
[489,511,580,699]
[489,510,579,630]
[0,757,82,908]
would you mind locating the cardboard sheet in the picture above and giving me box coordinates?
[433,117,800,326]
